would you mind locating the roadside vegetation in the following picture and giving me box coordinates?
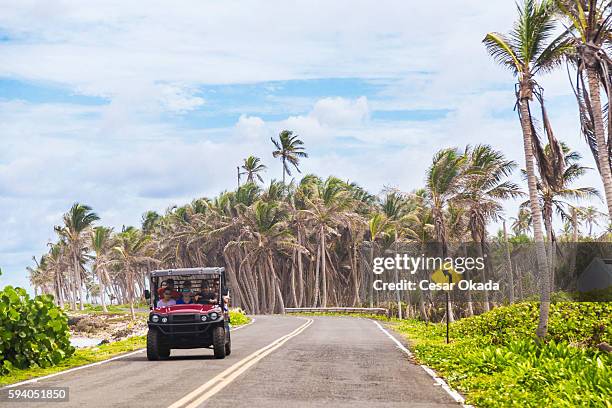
[393,302,611,407]
[0,308,250,386]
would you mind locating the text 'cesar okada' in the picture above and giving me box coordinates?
[372,254,500,292]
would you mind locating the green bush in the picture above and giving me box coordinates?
[450,302,611,347]
[229,308,250,326]
[395,302,612,407]
[0,286,74,375]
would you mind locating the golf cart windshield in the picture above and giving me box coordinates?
[147,268,226,308]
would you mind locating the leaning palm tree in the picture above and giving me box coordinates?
[271,130,308,184]
[241,155,267,184]
[522,144,600,287]
[556,0,612,217]
[483,0,570,338]
[55,203,99,310]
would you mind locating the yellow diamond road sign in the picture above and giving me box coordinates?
[430,266,464,289]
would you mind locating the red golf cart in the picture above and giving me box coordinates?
[144,267,231,360]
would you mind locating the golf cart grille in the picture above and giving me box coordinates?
[171,314,197,323]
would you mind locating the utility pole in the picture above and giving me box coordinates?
[237,166,241,189]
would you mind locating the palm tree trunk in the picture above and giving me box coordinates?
[544,214,555,291]
[312,244,321,307]
[587,68,612,218]
[98,268,108,313]
[297,228,304,307]
[462,244,474,316]
[503,221,515,304]
[476,239,490,312]
[282,157,286,184]
[73,250,84,311]
[290,250,298,307]
[393,237,402,319]
[369,244,374,308]
[518,96,550,339]
[320,226,327,308]
[570,208,578,289]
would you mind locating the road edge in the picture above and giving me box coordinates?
[372,320,474,408]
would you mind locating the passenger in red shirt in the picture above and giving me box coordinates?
[156,278,180,299]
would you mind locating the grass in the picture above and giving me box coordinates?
[389,302,612,407]
[0,335,146,387]
[0,309,251,387]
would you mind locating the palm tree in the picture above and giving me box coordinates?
[425,147,468,322]
[299,177,357,307]
[271,130,308,184]
[556,0,612,217]
[141,211,161,235]
[521,144,600,285]
[55,203,99,310]
[512,208,533,235]
[241,156,267,184]
[483,0,570,338]
[112,227,157,319]
[461,145,523,312]
[91,226,113,312]
[366,212,393,308]
[580,205,606,235]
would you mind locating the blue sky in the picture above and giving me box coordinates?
[0,1,607,290]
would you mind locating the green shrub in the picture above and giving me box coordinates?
[229,308,250,326]
[395,302,612,407]
[0,286,74,375]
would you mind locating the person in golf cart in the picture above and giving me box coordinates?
[156,288,177,307]
[156,278,180,299]
[176,289,195,304]
[196,279,218,304]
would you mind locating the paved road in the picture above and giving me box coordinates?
[3,316,460,408]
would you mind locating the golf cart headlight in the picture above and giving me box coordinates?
[161,317,168,323]
[209,312,218,320]
[200,315,208,322]
[151,314,160,323]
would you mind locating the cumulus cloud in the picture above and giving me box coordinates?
[310,96,370,127]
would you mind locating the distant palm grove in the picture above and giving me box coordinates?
[26,0,611,340]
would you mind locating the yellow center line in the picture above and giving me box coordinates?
[168,318,313,408]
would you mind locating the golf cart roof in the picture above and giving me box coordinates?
[148,267,224,278]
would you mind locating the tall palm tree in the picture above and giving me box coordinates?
[240,155,267,184]
[425,147,467,323]
[483,0,570,338]
[299,177,357,307]
[271,130,308,184]
[55,203,99,310]
[91,226,113,312]
[366,212,394,308]
[460,145,523,312]
[112,227,157,319]
[556,0,612,217]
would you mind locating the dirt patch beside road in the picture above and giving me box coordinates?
[68,313,147,342]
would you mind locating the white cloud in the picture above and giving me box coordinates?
[310,96,370,127]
